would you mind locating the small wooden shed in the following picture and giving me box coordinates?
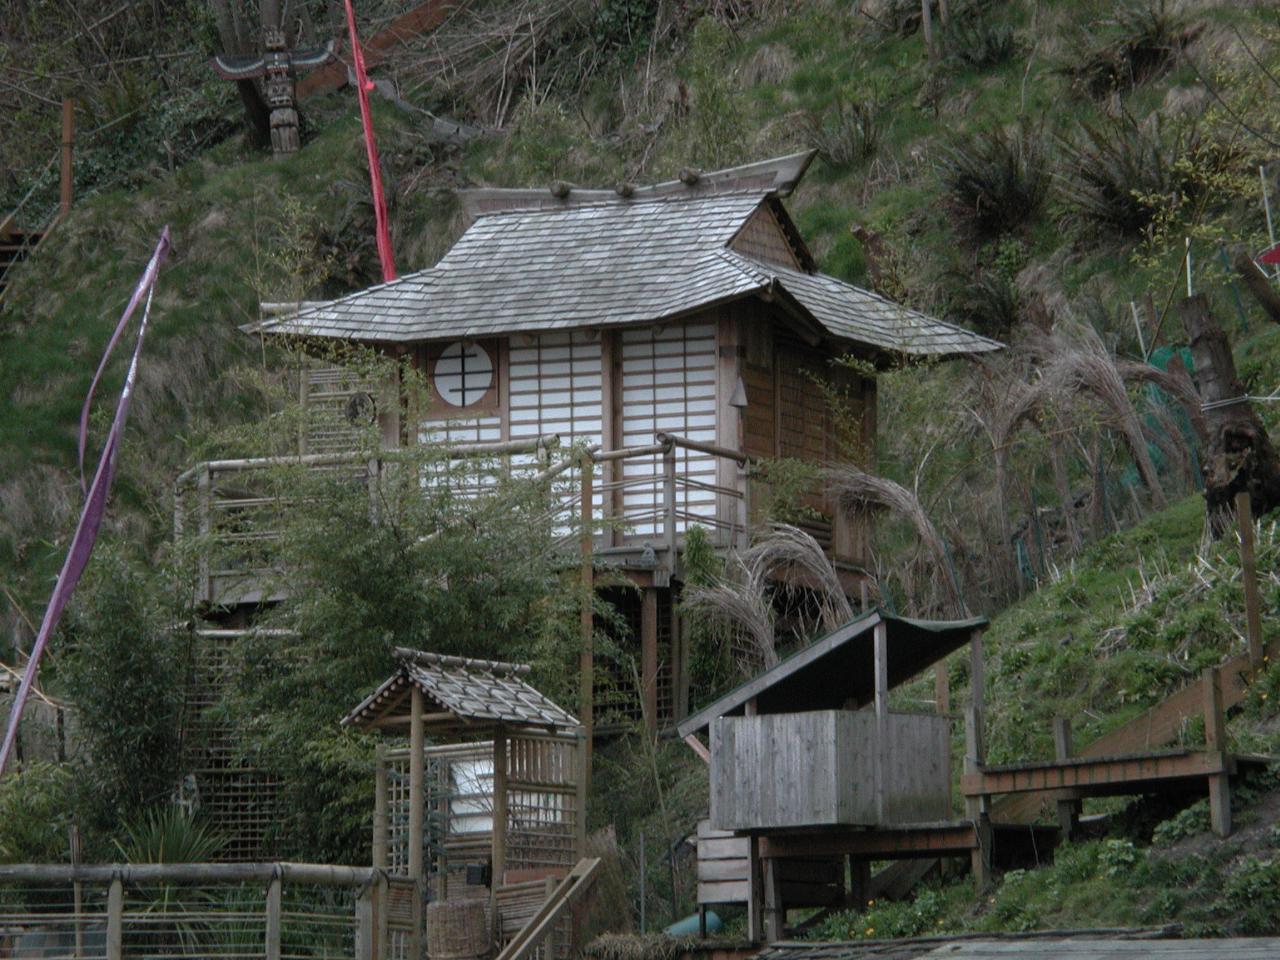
[676,610,987,942]
[343,649,585,954]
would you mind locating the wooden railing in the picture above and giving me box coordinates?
[175,434,753,605]
[0,862,390,960]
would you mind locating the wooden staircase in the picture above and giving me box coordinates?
[0,216,45,302]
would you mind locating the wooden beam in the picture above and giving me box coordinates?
[408,686,425,960]
[962,749,1231,797]
[1204,666,1231,837]
[106,877,122,960]
[683,733,710,765]
[762,857,784,943]
[265,875,282,960]
[746,835,764,943]
[760,823,978,860]
[1236,491,1265,667]
[60,98,74,217]
[873,620,889,823]
[642,588,659,733]
[373,747,388,869]
[580,453,594,790]
[1053,717,1080,841]
[493,730,509,887]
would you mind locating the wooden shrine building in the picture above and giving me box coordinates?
[236,152,999,728]
[178,153,999,858]
[343,649,587,959]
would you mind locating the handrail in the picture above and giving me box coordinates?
[174,434,562,487]
[0,861,380,886]
[656,432,749,465]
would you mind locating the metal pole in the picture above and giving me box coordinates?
[1130,301,1148,360]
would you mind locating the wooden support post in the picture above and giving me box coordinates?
[935,658,950,714]
[106,876,123,960]
[373,746,388,869]
[675,592,690,721]
[265,874,282,960]
[492,729,509,886]
[1203,666,1232,838]
[762,856,784,943]
[746,835,764,944]
[579,454,594,789]
[873,620,889,823]
[662,442,678,557]
[60,98,74,217]
[848,858,870,911]
[964,706,992,890]
[356,881,375,960]
[921,0,936,58]
[1053,717,1080,842]
[375,872,389,960]
[574,727,589,861]
[408,685,425,959]
[642,587,659,733]
[70,826,83,960]
[1236,491,1265,668]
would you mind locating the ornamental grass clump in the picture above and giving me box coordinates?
[940,120,1051,242]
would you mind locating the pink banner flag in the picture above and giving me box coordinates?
[0,227,171,780]
[342,0,398,283]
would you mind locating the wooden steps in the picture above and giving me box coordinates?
[0,226,45,301]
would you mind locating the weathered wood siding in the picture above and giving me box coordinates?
[710,710,950,831]
[694,819,844,908]
[619,320,718,535]
[301,363,380,453]
[729,203,802,270]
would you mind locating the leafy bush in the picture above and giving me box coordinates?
[1225,857,1280,934]
[942,266,1022,338]
[941,120,1051,241]
[114,806,224,863]
[1059,0,1195,100]
[60,548,190,828]
[1152,799,1210,846]
[0,762,74,862]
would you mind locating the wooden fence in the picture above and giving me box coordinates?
[0,863,387,960]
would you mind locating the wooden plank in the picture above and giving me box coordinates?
[963,750,1230,797]
[761,823,978,860]
[493,858,601,960]
[873,622,889,822]
[265,875,282,960]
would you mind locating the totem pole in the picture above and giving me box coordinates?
[211,15,335,159]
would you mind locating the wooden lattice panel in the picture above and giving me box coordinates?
[593,588,674,727]
[186,629,280,862]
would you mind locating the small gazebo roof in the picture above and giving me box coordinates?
[676,610,987,738]
[343,649,580,734]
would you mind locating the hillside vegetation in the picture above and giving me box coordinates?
[3,0,1280,938]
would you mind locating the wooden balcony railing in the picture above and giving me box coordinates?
[175,435,753,605]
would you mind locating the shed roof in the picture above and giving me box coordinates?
[250,158,1001,360]
[675,610,987,738]
[343,649,579,734]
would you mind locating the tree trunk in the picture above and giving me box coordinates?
[211,0,271,147]
[1178,293,1280,532]
[1232,251,1280,325]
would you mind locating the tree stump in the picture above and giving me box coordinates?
[1178,294,1280,532]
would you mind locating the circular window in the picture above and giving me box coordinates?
[435,341,494,407]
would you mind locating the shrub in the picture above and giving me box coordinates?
[1056,114,1231,240]
[942,267,1022,338]
[944,4,1019,69]
[1059,0,1196,100]
[803,89,887,170]
[940,120,1051,241]
[0,762,73,862]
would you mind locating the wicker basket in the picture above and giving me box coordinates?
[426,898,491,960]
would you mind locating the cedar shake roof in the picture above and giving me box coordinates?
[250,156,1002,359]
[343,649,579,733]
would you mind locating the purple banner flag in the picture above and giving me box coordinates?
[0,227,171,779]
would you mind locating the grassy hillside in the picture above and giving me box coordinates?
[3,0,1280,935]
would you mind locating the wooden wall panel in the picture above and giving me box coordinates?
[729,204,802,270]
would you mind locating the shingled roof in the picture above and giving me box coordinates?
[252,156,1001,359]
[343,649,580,733]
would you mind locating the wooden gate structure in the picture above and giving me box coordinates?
[343,649,587,960]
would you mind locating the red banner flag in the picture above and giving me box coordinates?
[342,0,398,283]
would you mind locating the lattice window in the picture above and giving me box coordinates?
[619,322,718,536]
